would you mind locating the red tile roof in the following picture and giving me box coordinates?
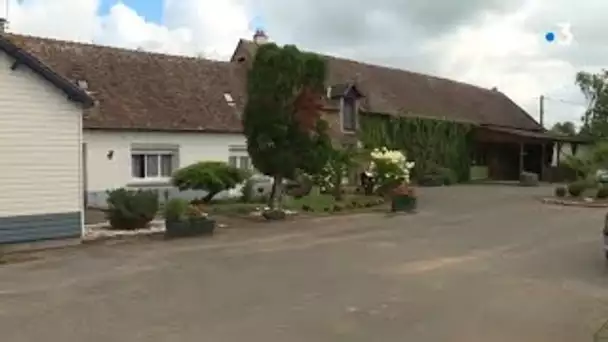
[6,34,245,133]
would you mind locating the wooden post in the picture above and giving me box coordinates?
[541,142,546,181]
[519,142,524,175]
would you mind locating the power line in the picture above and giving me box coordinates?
[543,96,588,107]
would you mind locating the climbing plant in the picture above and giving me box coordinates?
[359,114,472,182]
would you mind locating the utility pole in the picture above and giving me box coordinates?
[539,95,545,128]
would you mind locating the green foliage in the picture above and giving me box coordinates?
[597,185,608,199]
[359,115,471,182]
[243,43,333,210]
[313,147,358,200]
[243,43,332,180]
[171,161,245,203]
[106,188,159,230]
[550,121,577,136]
[576,70,608,138]
[554,186,567,197]
[164,198,189,221]
[567,180,588,197]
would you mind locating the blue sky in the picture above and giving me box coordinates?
[99,0,163,22]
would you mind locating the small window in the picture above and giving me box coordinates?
[228,146,252,171]
[224,93,236,107]
[228,156,238,168]
[132,151,175,180]
[341,97,357,132]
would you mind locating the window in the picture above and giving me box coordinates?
[341,97,357,132]
[228,146,252,171]
[131,152,175,180]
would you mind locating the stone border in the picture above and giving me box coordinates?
[540,197,608,208]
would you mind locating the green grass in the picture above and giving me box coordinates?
[205,193,386,216]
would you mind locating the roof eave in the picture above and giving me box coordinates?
[0,35,95,108]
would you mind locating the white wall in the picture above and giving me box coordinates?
[0,52,82,217]
[83,130,249,207]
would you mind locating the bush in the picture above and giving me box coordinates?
[172,161,245,203]
[519,172,539,187]
[567,180,588,197]
[164,198,189,221]
[597,186,608,199]
[554,186,566,198]
[106,188,159,230]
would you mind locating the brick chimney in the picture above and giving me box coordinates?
[253,29,268,45]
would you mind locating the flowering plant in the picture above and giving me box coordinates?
[368,147,415,193]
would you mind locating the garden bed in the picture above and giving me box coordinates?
[206,194,388,219]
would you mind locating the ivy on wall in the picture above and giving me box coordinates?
[359,114,473,181]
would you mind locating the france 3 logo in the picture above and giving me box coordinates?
[545,23,574,46]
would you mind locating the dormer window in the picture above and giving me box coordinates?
[341,97,357,132]
[328,83,363,133]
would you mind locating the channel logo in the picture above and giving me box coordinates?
[545,23,574,46]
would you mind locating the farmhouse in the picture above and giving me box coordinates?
[0,34,93,244]
[2,28,588,233]
[5,33,251,209]
[232,31,587,182]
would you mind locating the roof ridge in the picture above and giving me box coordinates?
[239,39,498,95]
[6,33,230,65]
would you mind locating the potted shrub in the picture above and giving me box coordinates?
[390,183,417,212]
[105,188,159,230]
[164,198,215,239]
[567,180,588,197]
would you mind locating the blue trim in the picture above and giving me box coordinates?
[0,212,81,244]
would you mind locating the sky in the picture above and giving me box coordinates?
[1,0,604,128]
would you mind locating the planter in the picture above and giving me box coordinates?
[165,217,215,239]
[391,194,417,212]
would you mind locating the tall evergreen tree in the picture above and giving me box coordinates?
[243,43,332,210]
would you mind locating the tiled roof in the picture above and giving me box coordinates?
[6,34,245,133]
[233,39,543,131]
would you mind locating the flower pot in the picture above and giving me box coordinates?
[165,217,215,239]
[391,194,416,212]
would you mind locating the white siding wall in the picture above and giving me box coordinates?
[0,52,82,217]
[83,130,247,207]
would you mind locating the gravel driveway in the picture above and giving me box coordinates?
[1,185,608,342]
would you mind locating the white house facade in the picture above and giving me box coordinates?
[84,130,250,208]
[0,36,92,244]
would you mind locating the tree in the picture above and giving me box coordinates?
[243,43,332,211]
[550,121,577,136]
[575,70,608,138]
[171,161,246,203]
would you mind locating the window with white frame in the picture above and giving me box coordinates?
[131,151,176,180]
[228,146,252,171]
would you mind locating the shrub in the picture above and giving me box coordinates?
[172,161,245,203]
[106,188,159,230]
[567,180,587,197]
[519,172,539,187]
[164,198,189,221]
[554,186,566,198]
[597,186,608,199]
